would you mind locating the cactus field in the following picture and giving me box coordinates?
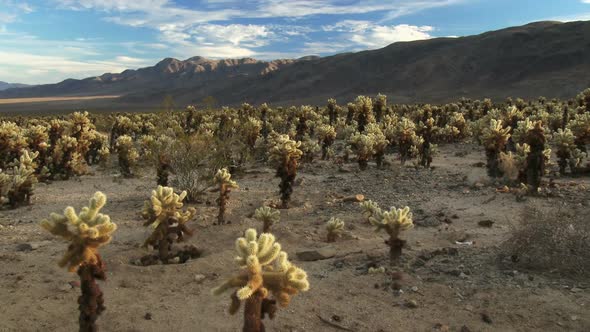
[0,93,589,331]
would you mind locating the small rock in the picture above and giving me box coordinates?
[194,274,206,283]
[58,283,73,292]
[405,299,419,308]
[460,325,472,332]
[296,247,336,261]
[410,286,419,292]
[570,315,579,321]
[480,312,493,324]
[16,243,33,252]
[144,312,152,320]
[478,220,494,228]
[170,257,180,264]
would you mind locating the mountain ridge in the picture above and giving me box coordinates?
[1,20,590,108]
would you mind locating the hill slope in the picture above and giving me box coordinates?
[1,20,590,107]
[0,81,30,91]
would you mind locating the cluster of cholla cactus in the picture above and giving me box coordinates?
[369,206,414,265]
[0,150,39,208]
[214,168,238,225]
[213,229,309,332]
[269,134,302,208]
[360,200,380,223]
[254,206,280,232]
[553,128,586,174]
[40,192,117,332]
[141,186,198,264]
[326,217,344,242]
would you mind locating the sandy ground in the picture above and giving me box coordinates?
[0,143,589,332]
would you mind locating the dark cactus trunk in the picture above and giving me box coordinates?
[78,256,106,332]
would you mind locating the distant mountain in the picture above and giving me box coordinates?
[2,20,590,107]
[0,81,30,91]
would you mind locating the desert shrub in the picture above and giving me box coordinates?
[503,205,590,276]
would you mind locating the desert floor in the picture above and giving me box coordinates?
[1,143,589,332]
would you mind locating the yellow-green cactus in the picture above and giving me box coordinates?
[254,206,280,232]
[370,206,414,264]
[316,124,337,159]
[360,200,381,222]
[348,132,375,170]
[355,95,374,132]
[213,229,309,331]
[326,217,344,242]
[214,168,238,225]
[142,186,196,263]
[41,192,117,272]
[499,143,529,182]
[115,135,139,177]
[269,134,302,208]
[482,119,511,177]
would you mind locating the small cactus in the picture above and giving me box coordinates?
[254,206,280,233]
[370,206,414,265]
[213,229,310,332]
[214,168,238,225]
[269,134,302,208]
[326,217,344,242]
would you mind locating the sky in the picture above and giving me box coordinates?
[1,0,590,85]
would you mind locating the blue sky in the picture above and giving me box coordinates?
[1,0,590,84]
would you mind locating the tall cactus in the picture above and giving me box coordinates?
[41,192,117,332]
[214,168,238,225]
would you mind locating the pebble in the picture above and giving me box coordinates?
[194,274,206,283]
[405,299,419,308]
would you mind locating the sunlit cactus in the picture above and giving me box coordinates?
[327,98,338,125]
[50,135,87,179]
[348,132,375,170]
[394,117,418,165]
[360,200,381,223]
[316,124,337,160]
[5,152,38,208]
[115,135,138,177]
[326,217,344,243]
[269,134,303,208]
[553,128,586,174]
[346,102,356,125]
[482,119,511,178]
[355,95,374,133]
[373,93,387,123]
[499,143,530,182]
[214,168,238,225]
[299,135,321,163]
[41,192,117,332]
[213,229,310,332]
[366,124,389,168]
[142,186,197,263]
[0,121,27,168]
[568,113,590,149]
[254,206,280,233]
[415,118,438,168]
[370,206,414,265]
[242,117,263,149]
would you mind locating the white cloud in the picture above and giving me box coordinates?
[582,0,590,4]
[0,51,153,84]
[351,24,434,48]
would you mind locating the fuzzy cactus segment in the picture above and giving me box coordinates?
[370,206,413,265]
[326,217,344,242]
[254,206,280,232]
[41,192,117,272]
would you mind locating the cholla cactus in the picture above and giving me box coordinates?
[499,143,530,182]
[373,93,387,123]
[360,200,381,223]
[269,134,302,208]
[524,121,546,192]
[254,206,280,232]
[299,135,320,163]
[213,229,310,331]
[482,119,511,178]
[0,121,27,168]
[51,135,87,179]
[511,118,534,144]
[142,186,197,263]
[348,132,375,170]
[326,217,344,243]
[366,124,389,168]
[115,135,138,177]
[214,168,238,225]
[553,128,586,174]
[4,150,39,208]
[327,98,338,125]
[355,95,374,132]
[316,124,336,160]
[0,169,10,203]
[242,117,262,149]
[568,113,590,148]
[394,118,417,165]
[41,192,117,332]
[370,206,414,265]
[346,102,356,125]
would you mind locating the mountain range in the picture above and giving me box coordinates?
[1,20,590,109]
[0,81,30,91]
